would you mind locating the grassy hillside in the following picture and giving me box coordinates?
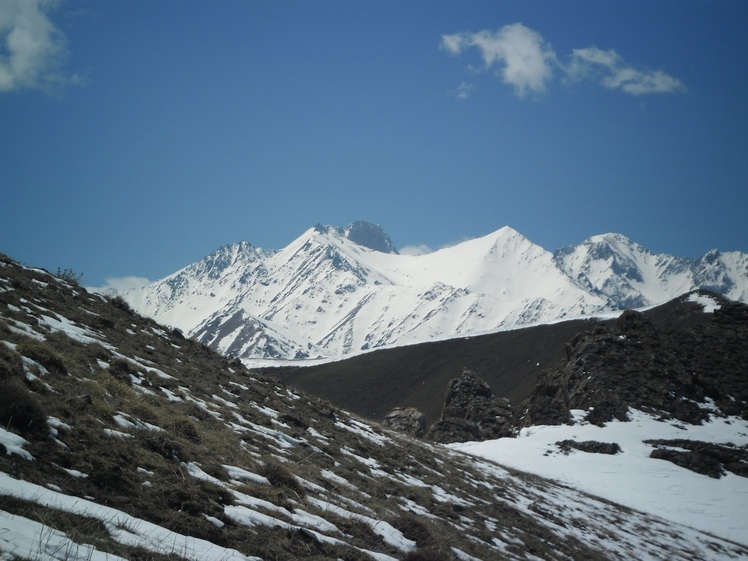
[1,253,745,561]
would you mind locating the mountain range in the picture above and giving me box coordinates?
[116,222,748,363]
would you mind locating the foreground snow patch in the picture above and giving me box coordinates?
[0,473,258,561]
[450,409,748,546]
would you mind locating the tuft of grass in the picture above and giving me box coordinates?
[0,378,47,435]
[55,267,83,285]
[107,358,134,385]
[0,343,24,380]
[17,340,68,376]
[258,459,306,497]
[106,295,133,314]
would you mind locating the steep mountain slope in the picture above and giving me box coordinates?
[4,254,747,559]
[118,223,748,362]
[554,233,748,308]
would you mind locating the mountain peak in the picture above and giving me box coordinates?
[343,220,398,254]
[312,221,398,254]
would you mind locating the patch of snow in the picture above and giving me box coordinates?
[0,472,259,561]
[450,409,748,545]
[0,509,127,561]
[4,319,45,340]
[212,394,238,409]
[0,428,34,461]
[48,417,72,432]
[38,313,103,345]
[61,467,88,478]
[306,497,416,553]
[103,429,132,439]
[688,292,722,312]
[223,464,270,485]
[320,469,357,490]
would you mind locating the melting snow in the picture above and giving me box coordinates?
[0,473,258,561]
[0,428,34,461]
[688,292,722,312]
[451,408,748,545]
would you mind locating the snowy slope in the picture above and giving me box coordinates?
[554,233,748,308]
[451,408,748,546]
[118,223,748,361]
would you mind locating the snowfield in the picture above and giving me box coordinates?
[451,408,748,546]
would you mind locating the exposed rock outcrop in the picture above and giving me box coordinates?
[426,369,514,443]
[383,407,426,437]
[518,291,748,428]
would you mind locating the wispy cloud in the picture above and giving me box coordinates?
[450,81,474,100]
[442,24,556,97]
[88,276,151,294]
[0,0,72,94]
[442,23,685,98]
[567,46,686,95]
[399,244,433,256]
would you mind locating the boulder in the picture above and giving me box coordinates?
[383,407,426,437]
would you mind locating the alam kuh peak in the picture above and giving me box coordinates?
[115,221,748,364]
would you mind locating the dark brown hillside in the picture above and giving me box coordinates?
[262,317,603,426]
[520,291,748,428]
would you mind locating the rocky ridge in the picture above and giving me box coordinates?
[519,291,748,428]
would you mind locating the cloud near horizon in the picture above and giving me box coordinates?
[0,0,73,93]
[442,23,685,98]
[88,276,152,294]
[399,244,434,256]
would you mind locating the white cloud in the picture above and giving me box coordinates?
[0,0,69,93]
[399,244,433,256]
[452,81,474,100]
[442,24,685,98]
[87,276,151,295]
[567,46,686,95]
[442,23,556,97]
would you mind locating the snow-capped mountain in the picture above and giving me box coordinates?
[118,222,748,362]
[554,233,748,309]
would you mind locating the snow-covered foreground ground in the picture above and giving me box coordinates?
[450,409,748,546]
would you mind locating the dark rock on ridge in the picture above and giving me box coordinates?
[427,369,514,443]
[556,440,622,455]
[344,220,398,254]
[646,439,748,479]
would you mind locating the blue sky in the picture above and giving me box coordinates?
[2,0,747,288]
